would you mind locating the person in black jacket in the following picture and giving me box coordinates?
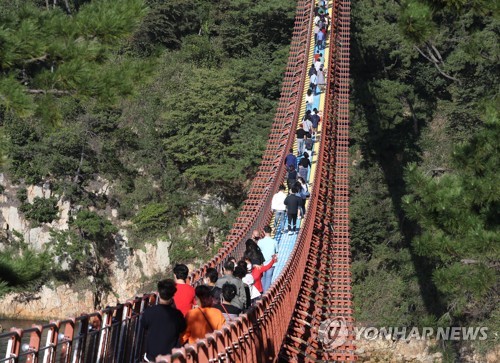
[142,279,186,362]
[284,186,303,235]
[308,63,317,77]
[204,267,222,305]
[243,239,265,265]
[287,165,298,191]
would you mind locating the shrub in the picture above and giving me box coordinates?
[22,197,59,224]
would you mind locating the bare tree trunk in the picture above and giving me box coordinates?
[45,0,49,10]
[404,96,419,134]
[63,0,72,14]
[74,146,85,184]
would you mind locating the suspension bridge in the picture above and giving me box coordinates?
[0,0,354,361]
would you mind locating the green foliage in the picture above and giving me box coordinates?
[351,0,499,343]
[133,203,170,231]
[214,0,295,56]
[168,227,219,264]
[132,195,194,235]
[399,0,434,44]
[0,0,147,117]
[0,248,49,296]
[0,77,36,117]
[130,0,201,55]
[350,163,403,258]
[159,66,259,185]
[20,197,59,224]
[0,125,8,171]
[16,187,28,203]
[72,210,118,242]
[49,229,90,270]
[403,117,499,317]
[352,252,428,327]
[203,205,238,236]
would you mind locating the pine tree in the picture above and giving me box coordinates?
[403,109,499,319]
[0,0,147,117]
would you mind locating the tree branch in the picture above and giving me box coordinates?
[23,54,48,64]
[414,45,433,63]
[426,46,440,64]
[428,42,444,63]
[414,46,461,84]
[26,89,73,95]
[433,62,462,84]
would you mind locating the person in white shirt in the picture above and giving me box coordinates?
[309,74,318,96]
[303,116,313,135]
[241,261,259,302]
[257,226,278,292]
[271,184,287,233]
[315,59,322,73]
[314,15,321,26]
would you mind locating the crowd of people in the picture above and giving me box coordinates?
[141,2,330,361]
[271,1,330,237]
[142,230,278,362]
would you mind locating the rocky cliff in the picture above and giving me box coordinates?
[0,173,172,320]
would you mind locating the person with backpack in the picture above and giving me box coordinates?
[181,286,225,344]
[284,148,297,169]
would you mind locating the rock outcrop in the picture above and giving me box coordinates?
[355,336,499,362]
[0,174,172,320]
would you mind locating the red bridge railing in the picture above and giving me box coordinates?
[280,0,355,361]
[0,0,354,361]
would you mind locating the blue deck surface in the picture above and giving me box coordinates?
[271,91,321,283]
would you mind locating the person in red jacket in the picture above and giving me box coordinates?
[172,264,195,316]
[251,254,278,295]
